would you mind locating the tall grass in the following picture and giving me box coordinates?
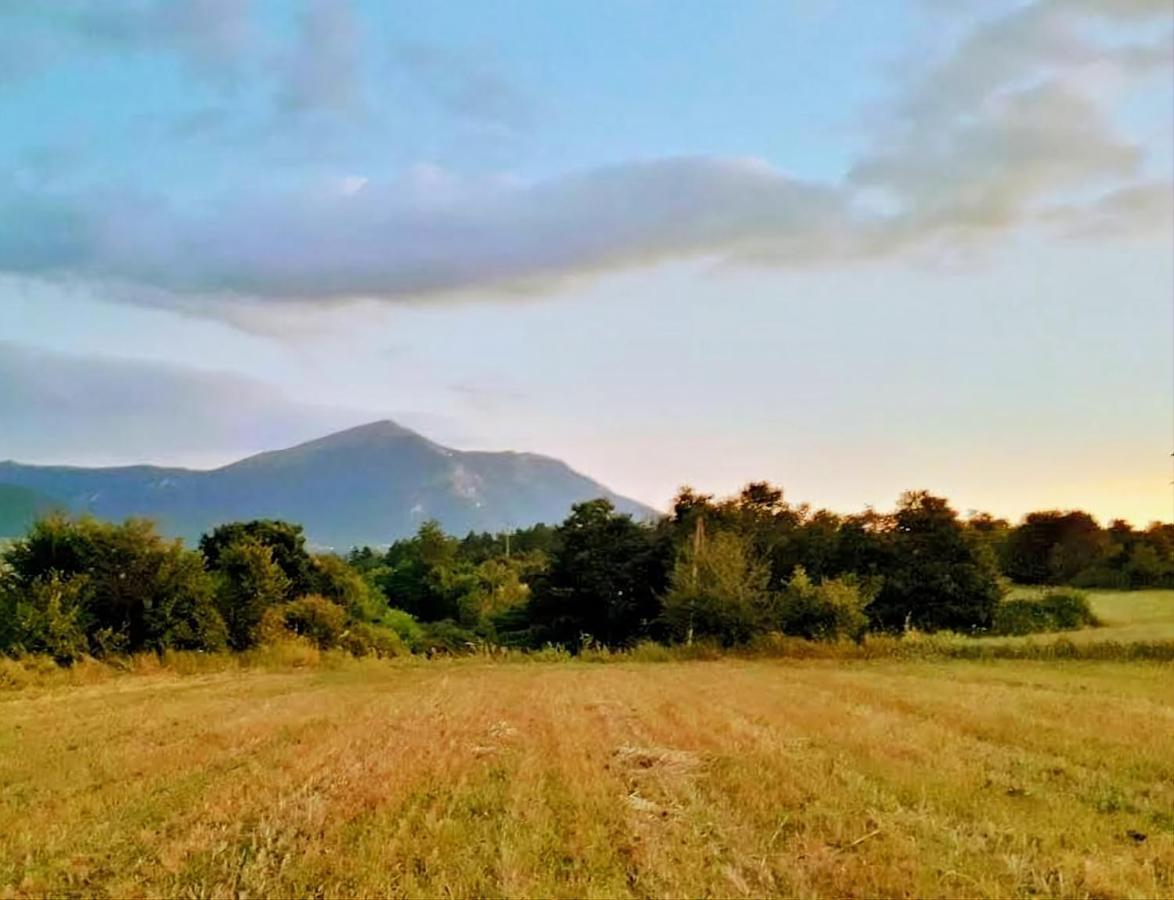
[4,630,1173,692]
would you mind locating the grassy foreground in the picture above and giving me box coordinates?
[1,657,1172,898]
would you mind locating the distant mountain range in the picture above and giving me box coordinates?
[0,421,657,548]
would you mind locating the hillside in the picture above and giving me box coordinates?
[0,421,656,547]
[0,484,63,539]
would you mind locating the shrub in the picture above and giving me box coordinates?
[418,619,480,655]
[5,574,90,663]
[775,568,870,641]
[312,554,389,621]
[1,516,223,655]
[260,595,347,649]
[991,590,1098,635]
[339,622,409,658]
[376,607,425,651]
[1038,590,1099,630]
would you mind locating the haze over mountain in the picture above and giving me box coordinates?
[0,421,656,548]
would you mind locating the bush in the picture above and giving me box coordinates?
[1,516,223,655]
[4,574,90,663]
[418,619,480,655]
[312,554,389,621]
[339,622,408,658]
[991,590,1098,635]
[260,595,347,649]
[376,607,425,651]
[775,568,870,641]
[1038,590,1099,630]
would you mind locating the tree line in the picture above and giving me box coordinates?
[1,483,1167,661]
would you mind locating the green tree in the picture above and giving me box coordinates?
[457,558,530,633]
[662,526,772,646]
[311,553,387,621]
[1003,511,1108,585]
[200,520,313,596]
[1,515,222,654]
[526,500,670,647]
[378,521,467,621]
[213,537,291,649]
[868,491,1003,632]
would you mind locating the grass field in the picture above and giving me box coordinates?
[2,655,1172,899]
[990,588,1174,644]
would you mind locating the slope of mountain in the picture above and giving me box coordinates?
[0,421,657,547]
[0,484,65,539]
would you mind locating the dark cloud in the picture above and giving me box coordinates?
[0,342,371,466]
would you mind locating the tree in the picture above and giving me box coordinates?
[662,526,773,646]
[1003,511,1108,585]
[1,515,223,655]
[311,553,387,621]
[868,491,1003,632]
[457,558,530,633]
[200,520,313,596]
[526,500,670,647]
[212,537,291,649]
[774,567,870,641]
[378,521,465,621]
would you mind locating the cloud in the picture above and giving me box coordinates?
[0,157,855,301]
[276,0,362,115]
[851,83,1142,248]
[0,0,256,88]
[392,43,536,132]
[1040,180,1174,238]
[0,342,372,466]
[0,0,1169,313]
[849,0,1172,252]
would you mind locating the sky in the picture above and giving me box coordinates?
[1,0,1172,526]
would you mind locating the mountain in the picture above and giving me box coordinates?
[0,484,65,539]
[0,421,658,547]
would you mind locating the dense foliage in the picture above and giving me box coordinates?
[1,483,1168,661]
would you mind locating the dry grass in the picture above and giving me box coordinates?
[1,657,1171,898]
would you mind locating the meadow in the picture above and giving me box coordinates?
[2,630,1173,898]
[994,588,1174,644]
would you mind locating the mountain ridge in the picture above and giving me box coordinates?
[0,420,657,547]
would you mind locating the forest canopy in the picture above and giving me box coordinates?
[1,484,1169,662]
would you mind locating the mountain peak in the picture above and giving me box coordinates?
[327,419,424,441]
[285,419,436,452]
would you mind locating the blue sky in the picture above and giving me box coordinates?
[1,0,1171,525]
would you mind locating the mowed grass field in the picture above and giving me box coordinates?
[2,654,1172,899]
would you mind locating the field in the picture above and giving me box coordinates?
[988,588,1174,645]
[2,651,1173,898]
